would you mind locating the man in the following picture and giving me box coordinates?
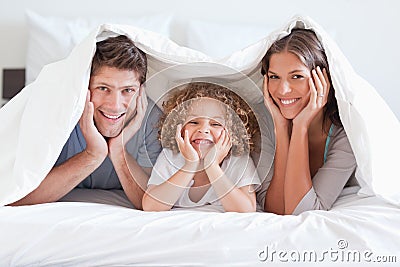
[11,35,162,209]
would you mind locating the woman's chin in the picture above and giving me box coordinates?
[281,110,299,120]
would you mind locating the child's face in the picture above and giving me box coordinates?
[182,98,226,156]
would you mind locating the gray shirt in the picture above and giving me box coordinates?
[251,101,275,209]
[55,97,162,189]
[256,124,359,214]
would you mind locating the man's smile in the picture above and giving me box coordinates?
[100,111,125,121]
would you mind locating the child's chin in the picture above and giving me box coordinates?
[196,151,206,159]
[197,147,215,159]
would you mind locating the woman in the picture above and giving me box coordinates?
[260,29,358,215]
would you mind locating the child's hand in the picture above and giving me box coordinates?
[204,128,232,168]
[176,124,200,166]
[293,67,330,128]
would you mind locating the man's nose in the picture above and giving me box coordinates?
[107,92,122,110]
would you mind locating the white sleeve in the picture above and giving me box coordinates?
[148,149,183,186]
[224,155,261,188]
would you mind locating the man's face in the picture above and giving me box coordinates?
[89,66,141,138]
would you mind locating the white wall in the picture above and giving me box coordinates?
[0,0,399,119]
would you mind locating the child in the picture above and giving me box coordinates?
[142,82,260,212]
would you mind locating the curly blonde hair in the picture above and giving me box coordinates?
[159,82,259,156]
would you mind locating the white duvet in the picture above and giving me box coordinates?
[0,15,399,266]
[0,193,399,266]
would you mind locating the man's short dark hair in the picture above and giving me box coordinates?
[91,35,147,84]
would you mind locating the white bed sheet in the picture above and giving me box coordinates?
[0,194,399,266]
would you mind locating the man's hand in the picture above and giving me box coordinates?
[108,86,148,157]
[79,90,108,160]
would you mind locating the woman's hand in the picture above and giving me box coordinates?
[293,67,330,128]
[263,75,289,129]
[204,128,232,168]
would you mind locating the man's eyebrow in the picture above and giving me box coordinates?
[92,82,140,88]
[92,82,112,87]
[122,85,140,89]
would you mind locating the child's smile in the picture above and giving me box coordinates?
[182,97,226,157]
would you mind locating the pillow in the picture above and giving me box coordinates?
[184,19,272,59]
[25,10,174,85]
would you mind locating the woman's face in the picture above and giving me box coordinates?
[267,51,312,119]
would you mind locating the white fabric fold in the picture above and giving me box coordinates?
[0,16,399,206]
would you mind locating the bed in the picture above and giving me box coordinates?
[0,12,399,266]
[1,192,398,266]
